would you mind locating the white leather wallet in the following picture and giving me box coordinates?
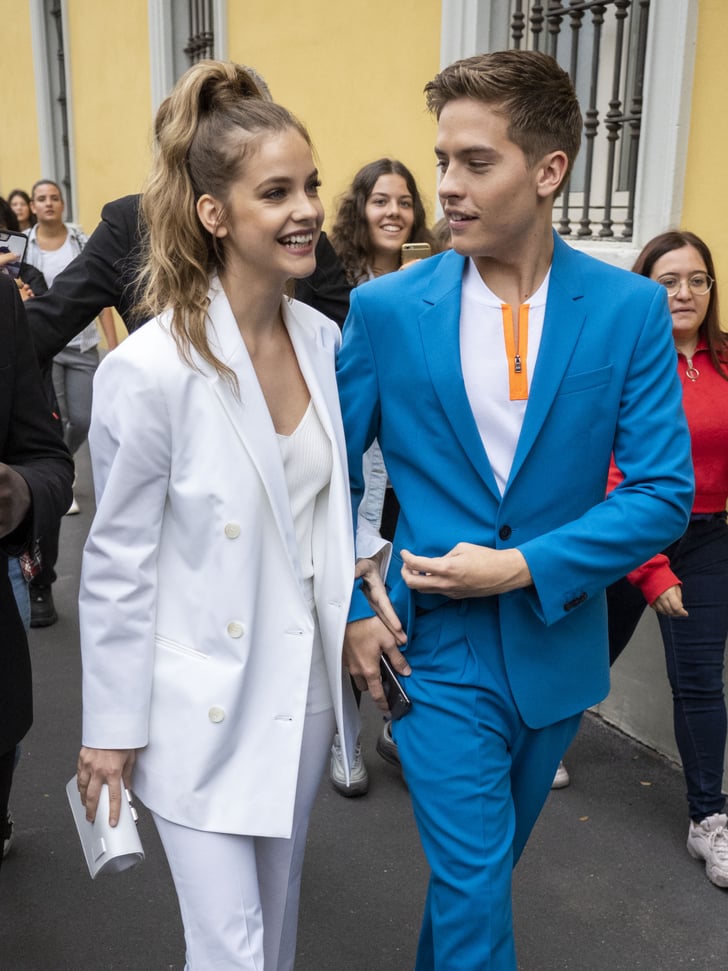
[66,776,145,879]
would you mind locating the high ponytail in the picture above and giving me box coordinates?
[136,60,310,388]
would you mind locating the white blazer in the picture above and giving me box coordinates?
[79,281,359,837]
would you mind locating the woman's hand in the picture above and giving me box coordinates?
[355,553,406,645]
[344,616,410,711]
[650,584,688,617]
[77,747,136,826]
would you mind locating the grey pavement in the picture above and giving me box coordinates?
[1,445,726,970]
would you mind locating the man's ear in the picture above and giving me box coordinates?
[536,150,570,199]
[196,194,227,238]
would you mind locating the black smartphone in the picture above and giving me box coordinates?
[380,653,412,720]
[0,229,28,280]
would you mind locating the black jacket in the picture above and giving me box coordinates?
[26,194,351,366]
[0,276,73,754]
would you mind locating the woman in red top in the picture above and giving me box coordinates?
[607,231,728,889]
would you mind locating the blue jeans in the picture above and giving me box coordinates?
[4,558,28,831]
[8,556,30,631]
[608,514,728,821]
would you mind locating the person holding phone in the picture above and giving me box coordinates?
[0,197,45,299]
[7,189,36,233]
[330,157,434,286]
[328,159,436,795]
[75,60,358,970]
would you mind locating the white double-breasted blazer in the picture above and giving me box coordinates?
[79,281,359,837]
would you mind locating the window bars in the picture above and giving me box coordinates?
[509,0,650,241]
[184,0,215,64]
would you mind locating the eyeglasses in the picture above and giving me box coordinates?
[656,273,714,298]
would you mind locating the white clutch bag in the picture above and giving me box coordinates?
[66,776,145,879]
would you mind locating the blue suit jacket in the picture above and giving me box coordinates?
[336,233,694,729]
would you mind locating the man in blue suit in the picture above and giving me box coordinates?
[336,51,694,969]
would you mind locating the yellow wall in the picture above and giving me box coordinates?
[0,1,151,235]
[2,0,441,238]
[229,0,442,229]
[6,1,723,288]
[66,0,152,231]
[682,0,728,281]
[0,5,41,197]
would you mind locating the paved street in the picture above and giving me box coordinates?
[1,446,726,970]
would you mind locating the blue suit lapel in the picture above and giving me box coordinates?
[507,233,587,490]
[418,252,501,501]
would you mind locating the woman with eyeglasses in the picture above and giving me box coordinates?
[606,230,728,889]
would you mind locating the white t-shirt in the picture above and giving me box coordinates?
[460,258,550,495]
[277,399,333,714]
[25,225,99,352]
[35,234,75,288]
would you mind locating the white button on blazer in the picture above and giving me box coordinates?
[80,282,360,838]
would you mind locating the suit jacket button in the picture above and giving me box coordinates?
[208,706,225,723]
[499,525,512,540]
[224,522,241,539]
[226,621,244,638]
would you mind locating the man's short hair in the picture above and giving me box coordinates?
[424,50,583,181]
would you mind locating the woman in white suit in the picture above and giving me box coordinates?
[75,61,358,970]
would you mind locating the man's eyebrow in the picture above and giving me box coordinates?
[435,145,499,158]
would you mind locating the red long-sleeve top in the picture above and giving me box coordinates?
[608,338,728,604]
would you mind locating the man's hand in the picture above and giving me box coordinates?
[344,616,410,712]
[355,554,406,645]
[650,584,688,617]
[401,543,532,599]
[0,463,31,539]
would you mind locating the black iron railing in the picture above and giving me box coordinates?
[184,0,215,64]
[509,0,650,241]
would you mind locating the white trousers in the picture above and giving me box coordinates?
[152,705,335,971]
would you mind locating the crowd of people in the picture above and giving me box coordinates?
[1,47,727,971]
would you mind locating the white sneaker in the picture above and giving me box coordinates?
[375,720,401,769]
[65,494,80,515]
[687,812,728,887]
[551,761,570,789]
[330,733,368,797]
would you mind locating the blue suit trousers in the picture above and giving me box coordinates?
[393,598,582,970]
